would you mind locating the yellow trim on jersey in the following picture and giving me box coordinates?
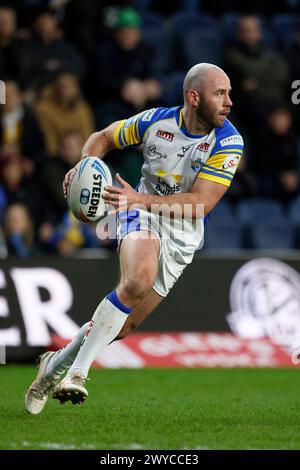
[156,170,182,182]
[198,172,231,187]
[113,120,126,149]
[204,152,241,168]
[214,148,243,155]
[178,109,183,128]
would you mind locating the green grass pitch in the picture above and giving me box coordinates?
[1,366,300,450]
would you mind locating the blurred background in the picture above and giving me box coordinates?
[1,0,300,364]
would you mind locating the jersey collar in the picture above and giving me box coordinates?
[176,107,207,139]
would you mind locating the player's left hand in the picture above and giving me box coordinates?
[103,173,142,212]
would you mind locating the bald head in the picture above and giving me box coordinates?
[183,63,229,98]
[182,63,232,129]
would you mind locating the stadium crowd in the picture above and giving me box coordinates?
[0,0,300,255]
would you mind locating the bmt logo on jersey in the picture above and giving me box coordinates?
[197,142,209,152]
[222,155,240,171]
[156,129,174,142]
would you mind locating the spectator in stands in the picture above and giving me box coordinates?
[3,202,36,257]
[0,150,45,226]
[39,130,82,223]
[39,210,103,257]
[22,7,85,91]
[250,106,299,202]
[96,7,162,114]
[0,80,46,173]
[36,71,95,156]
[0,6,24,82]
[224,16,289,127]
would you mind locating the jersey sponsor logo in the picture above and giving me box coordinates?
[142,108,156,121]
[222,155,239,171]
[191,157,202,172]
[197,142,209,152]
[147,144,168,160]
[177,145,192,158]
[155,177,180,195]
[156,129,174,142]
[220,134,243,147]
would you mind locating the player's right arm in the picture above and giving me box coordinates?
[63,120,122,198]
[63,108,158,197]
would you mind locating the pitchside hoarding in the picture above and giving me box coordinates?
[1,254,300,363]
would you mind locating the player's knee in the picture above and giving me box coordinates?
[119,272,152,302]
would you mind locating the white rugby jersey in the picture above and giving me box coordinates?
[113,106,244,196]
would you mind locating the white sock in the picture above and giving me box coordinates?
[66,291,131,378]
[45,322,90,377]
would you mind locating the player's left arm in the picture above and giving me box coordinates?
[103,173,230,218]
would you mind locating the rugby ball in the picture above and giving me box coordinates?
[67,157,112,223]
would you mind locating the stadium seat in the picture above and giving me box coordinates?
[141,12,164,29]
[236,198,284,228]
[250,216,295,249]
[163,72,186,106]
[181,30,223,68]
[271,13,300,45]
[143,28,171,74]
[288,196,300,226]
[204,216,243,250]
[209,199,233,219]
[169,12,218,35]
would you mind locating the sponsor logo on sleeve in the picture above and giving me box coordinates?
[142,108,156,121]
[220,135,243,147]
[222,155,240,171]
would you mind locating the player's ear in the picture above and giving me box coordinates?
[187,89,200,107]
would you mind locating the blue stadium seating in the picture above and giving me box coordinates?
[163,72,185,105]
[271,13,300,45]
[169,12,218,34]
[143,28,171,73]
[141,12,164,29]
[204,215,243,249]
[236,198,284,227]
[288,196,300,226]
[182,30,223,68]
[209,199,233,218]
[250,216,295,249]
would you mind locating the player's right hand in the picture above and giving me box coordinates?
[63,168,76,198]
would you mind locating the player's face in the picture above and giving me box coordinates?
[197,75,232,128]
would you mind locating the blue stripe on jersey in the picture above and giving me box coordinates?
[202,163,234,177]
[211,119,243,155]
[137,106,179,141]
[199,168,233,181]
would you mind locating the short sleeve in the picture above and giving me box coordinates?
[113,108,159,149]
[198,120,244,187]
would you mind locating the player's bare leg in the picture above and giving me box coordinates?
[116,287,164,340]
[52,231,160,406]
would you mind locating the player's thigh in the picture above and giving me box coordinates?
[118,230,160,287]
[117,288,164,339]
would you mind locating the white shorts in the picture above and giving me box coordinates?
[117,209,204,297]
